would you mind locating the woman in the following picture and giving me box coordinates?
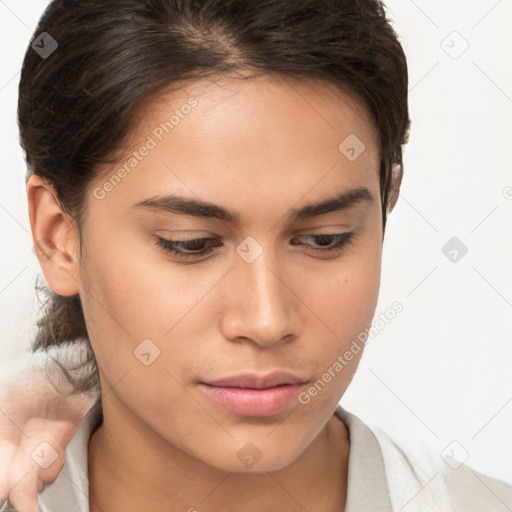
[1,0,511,511]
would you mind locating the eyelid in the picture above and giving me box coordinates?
[154,229,216,237]
[289,225,353,238]
[291,232,354,249]
[153,231,355,261]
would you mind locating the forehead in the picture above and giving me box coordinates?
[137,72,378,149]
[89,73,381,222]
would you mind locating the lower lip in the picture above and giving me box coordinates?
[199,383,305,417]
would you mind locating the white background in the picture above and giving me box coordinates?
[1,0,511,485]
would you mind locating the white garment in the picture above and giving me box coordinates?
[372,425,512,511]
[2,401,511,511]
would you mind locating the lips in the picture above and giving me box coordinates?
[199,371,309,417]
[202,371,309,390]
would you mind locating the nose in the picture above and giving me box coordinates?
[219,245,300,347]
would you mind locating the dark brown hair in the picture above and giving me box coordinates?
[18,0,410,392]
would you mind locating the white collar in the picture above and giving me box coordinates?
[36,402,392,512]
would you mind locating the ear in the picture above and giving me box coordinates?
[386,162,403,214]
[26,175,81,296]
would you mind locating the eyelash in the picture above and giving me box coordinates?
[154,233,354,260]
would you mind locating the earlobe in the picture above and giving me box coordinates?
[26,175,81,296]
[386,162,403,214]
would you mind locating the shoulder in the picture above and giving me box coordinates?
[444,461,512,511]
[334,406,512,511]
[372,426,512,511]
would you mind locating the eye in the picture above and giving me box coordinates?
[290,233,354,255]
[154,232,355,261]
[154,236,221,260]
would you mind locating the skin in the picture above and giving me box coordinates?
[0,364,96,512]
[26,73,401,512]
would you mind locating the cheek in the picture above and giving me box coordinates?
[79,222,202,333]
[292,232,382,401]
[77,227,228,388]
[300,239,381,344]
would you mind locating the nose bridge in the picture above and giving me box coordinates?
[221,238,296,345]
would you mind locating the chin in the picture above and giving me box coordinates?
[201,436,307,474]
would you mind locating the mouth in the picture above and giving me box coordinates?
[199,371,309,417]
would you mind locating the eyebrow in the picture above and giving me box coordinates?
[133,186,374,224]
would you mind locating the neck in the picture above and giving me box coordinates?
[88,399,349,512]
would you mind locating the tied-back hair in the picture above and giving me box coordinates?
[18,0,410,393]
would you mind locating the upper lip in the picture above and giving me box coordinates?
[202,371,309,390]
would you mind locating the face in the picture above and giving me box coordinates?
[72,74,383,472]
